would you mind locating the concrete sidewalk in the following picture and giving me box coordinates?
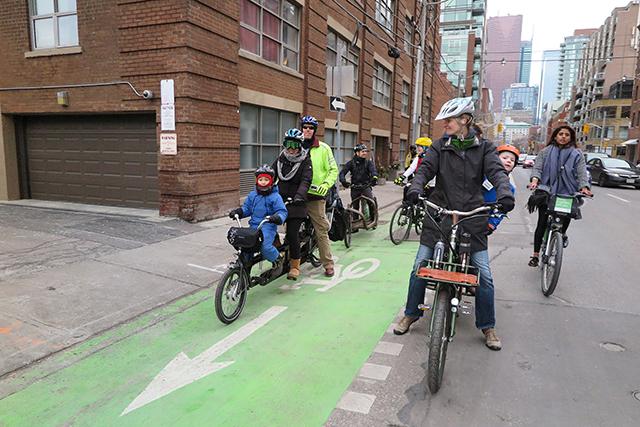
[0,183,403,379]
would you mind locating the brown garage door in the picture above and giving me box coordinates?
[24,115,158,209]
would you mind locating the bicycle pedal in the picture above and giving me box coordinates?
[418,304,432,311]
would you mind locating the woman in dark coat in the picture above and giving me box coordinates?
[272,128,313,280]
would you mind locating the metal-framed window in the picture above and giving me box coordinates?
[326,29,360,95]
[373,62,392,108]
[375,0,395,33]
[325,129,357,167]
[401,81,410,115]
[29,0,78,49]
[404,16,413,55]
[240,0,300,70]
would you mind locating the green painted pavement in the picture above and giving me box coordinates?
[0,219,419,427]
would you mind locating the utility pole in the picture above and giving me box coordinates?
[410,0,427,144]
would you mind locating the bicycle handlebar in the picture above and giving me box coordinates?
[418,195,493,217]
[233,215,272,230]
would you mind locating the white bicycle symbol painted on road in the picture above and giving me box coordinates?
[280,256,381,292]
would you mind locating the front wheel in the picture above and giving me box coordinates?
[389,205,412,245]
[541,231,563,296]
[214,266,248,324]
[427,286,451,394]
[344,217,352,248]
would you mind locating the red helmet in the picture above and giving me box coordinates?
[497,144,520,158]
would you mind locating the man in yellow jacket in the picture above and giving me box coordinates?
[300,115,338,277]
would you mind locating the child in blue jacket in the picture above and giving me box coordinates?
[484,144,518,233]
[229,165,288,265]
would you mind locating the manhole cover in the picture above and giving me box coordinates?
[600,342,626,352]
[633,391,640,402]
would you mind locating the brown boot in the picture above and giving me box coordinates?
[287,259,301,280]
[393,316,419,335]
[324,264,335,277]
[482,328,502,351]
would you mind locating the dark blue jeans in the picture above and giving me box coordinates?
[404,245,496,330]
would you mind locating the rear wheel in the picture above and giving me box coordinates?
[541,231,563,296]
[389,204,412,245]
[427,286,451,394]
[414,207,424,235]
[598,175,607,187]
[214,267,248,324]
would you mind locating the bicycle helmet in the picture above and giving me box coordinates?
[415,137,432,147]
[497,144,520,159]
[283,128,304,147]
[255,164,275,194]
[354,143,368,153]
[300,115,319,128]
[435,97,475,121]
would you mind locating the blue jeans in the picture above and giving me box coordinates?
[404,245,496,330]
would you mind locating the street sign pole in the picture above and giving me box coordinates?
[336,46,344,165]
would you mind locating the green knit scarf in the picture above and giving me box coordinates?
[450,135,476,150]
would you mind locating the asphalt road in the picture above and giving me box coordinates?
[327,166,640,427]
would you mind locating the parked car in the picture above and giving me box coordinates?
[522,155,536,169]
[584,152,610,164]
[518,153,528,166]
[587,157,640,188]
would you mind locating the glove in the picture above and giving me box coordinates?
[406,189,421,205]
[487,223,495,235]
[394,176,405,186]
[496,197,515,213]
[228,208,243,219]
[371,176,378,186]
[268,213,283,225]
[341,180,351,188]
[317,183,330,197]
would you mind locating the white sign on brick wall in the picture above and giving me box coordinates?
[160,133,177,155]
[161,79,175,131]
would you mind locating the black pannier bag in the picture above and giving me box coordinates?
[328,207,348,242]
[227,227,262,250]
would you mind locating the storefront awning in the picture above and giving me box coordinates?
[622,139,638,146]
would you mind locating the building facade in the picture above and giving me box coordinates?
[501,83,538,124]
[538,49,561,122]
[484,15,522,112]
[439,0,487,100]
[518,40,532,84]
[572,2,638,155]
[0,0,445,221]
[557,29,596,102]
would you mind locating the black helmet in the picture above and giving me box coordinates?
[354,143,368,153]
[255,164,275,179]
[255,164,275,194]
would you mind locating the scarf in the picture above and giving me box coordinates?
[277,148,308,181]
[541,145,580,196]
[450,135,476,150]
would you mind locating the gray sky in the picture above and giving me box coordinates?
[486,0,634,86]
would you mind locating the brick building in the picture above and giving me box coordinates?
[0,0,449,221]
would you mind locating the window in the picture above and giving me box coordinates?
[29,0,78,49]
[240,0,300,70]
[404,16,413,54]
[373,62,392,108]
[326,29,360,95]
[399,138,407,168]
[239,103,298,171]
[324,130,357,167]
[619,126,629,140]
[401,81,410,115]
[375,0,395,33]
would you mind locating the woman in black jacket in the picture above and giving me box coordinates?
[272,129,313,280]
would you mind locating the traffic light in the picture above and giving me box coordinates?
[497,123,504,133]
[582,124,590,134]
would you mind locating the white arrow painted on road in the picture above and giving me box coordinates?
[121,305,288,415]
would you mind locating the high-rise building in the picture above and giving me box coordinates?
[538,50,561,119]
[485,15,523,112]
[557,30,596,101]
[502,83,539,124]
[439,0,487,100]
[518,40,532,84]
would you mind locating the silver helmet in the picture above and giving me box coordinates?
[435,97,475,121]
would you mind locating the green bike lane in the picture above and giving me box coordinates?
[0,218,419,427]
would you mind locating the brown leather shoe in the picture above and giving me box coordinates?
[393,316,419,335]
[287,258,301,280]
[324,265,335,277]
[482,328,502,351]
